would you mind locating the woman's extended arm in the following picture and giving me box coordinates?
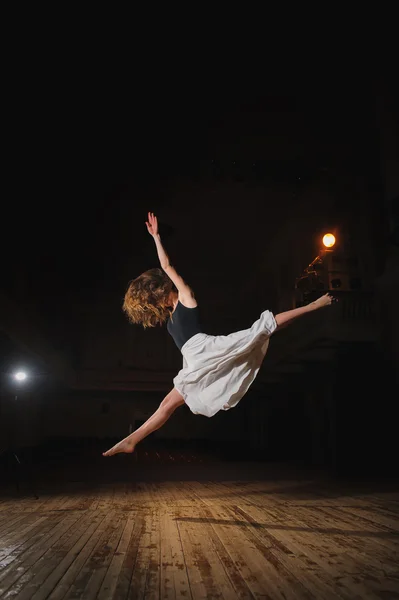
[146,212,196,306]
[274,293,334,328]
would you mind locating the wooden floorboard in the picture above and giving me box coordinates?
[0,478,398,599]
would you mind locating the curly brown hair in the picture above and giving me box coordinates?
[122,268,175,328]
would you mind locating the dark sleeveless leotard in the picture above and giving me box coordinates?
[167,301,202,351]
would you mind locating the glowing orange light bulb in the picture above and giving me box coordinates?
[322,233,336,248]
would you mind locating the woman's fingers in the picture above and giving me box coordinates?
[146,212,157,231]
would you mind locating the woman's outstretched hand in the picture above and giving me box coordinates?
[146,212,158,237]
[314,293,336,308]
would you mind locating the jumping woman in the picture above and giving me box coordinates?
[103,212,333,456]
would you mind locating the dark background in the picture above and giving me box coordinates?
[1,42,398,486]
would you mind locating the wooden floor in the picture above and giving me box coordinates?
[0,476,398,599]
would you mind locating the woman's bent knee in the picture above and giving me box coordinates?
[161,389,184,413]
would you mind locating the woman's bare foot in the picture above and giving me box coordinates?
[103,437,135,457]
[313,293,335,308]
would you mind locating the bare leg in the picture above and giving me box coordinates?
[275,293,334,328]
[103,388,185,456]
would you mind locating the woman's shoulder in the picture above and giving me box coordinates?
[178,292,198,309]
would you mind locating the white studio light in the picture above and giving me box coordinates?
[14,371,27,382]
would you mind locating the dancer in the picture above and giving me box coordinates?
[103,212,333,456]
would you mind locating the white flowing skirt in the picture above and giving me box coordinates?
[173,310,277,418]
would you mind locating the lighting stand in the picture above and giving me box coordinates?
[0,394,39,499]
